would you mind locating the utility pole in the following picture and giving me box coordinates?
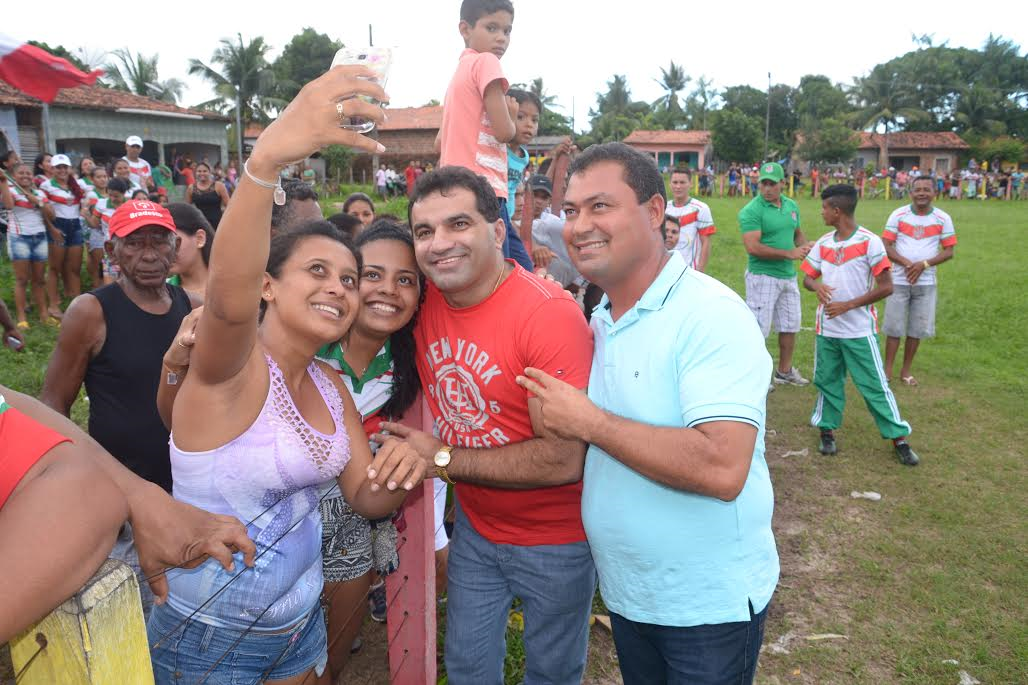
[764,72,771,161]
[235,86,243,164]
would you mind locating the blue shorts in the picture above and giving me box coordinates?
[7,233,48,262]
[147,602,328,685]
[48,217,84,247]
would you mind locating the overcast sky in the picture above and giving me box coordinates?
[12,1,1026,132]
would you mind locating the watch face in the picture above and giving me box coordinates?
[434,449,451,468]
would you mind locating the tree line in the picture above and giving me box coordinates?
[29,32,1028,166]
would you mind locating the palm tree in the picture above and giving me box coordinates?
[594,74,632,117]
[954,84,1006,136]
[530,78,558,108]
[188,34,282,135]
[849,66,925,167]
[104,48,184,103]
[654,61,689,127]
[685,76,717,130]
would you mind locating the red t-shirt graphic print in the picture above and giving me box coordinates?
[415,262,593,545]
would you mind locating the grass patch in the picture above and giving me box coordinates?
[1,193,1023,684]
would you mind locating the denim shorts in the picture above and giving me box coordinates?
[87,226,108,251]
[48,217,84,247]
[147,601,328,685]
[7,232,48,262]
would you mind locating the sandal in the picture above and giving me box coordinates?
[45,316,61,328]
[901,376,918,387]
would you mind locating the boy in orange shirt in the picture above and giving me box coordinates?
[437,0,533,270]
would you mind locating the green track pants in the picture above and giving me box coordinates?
[810,335,911,439]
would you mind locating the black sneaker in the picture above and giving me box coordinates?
[819,430,837,455]
[894,440,920,466]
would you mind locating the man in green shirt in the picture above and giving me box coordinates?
[738,162,814,387]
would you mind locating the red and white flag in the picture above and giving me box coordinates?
[0,34,102,103]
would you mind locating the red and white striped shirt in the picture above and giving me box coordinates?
[39,178,82,220]
[121,156,152,189]
[666,197,716,270]
[882,205,957,286]
[6,185,48,236]
[802,227,891,338]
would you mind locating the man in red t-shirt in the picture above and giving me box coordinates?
[380,166,595,684]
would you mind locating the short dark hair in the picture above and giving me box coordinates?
[460,0,514,24]
[270,180,319,232]
[911,176,935,190]
[107,177,131,194]
[326,212,362,239]
[821,183,859,216]
[670,166,692,178]
[167,202,215,266]
[661,214,680,240]
[261,220,359,320]
[568,142,666,206]
[355,222,425,420]
[507,88,542,114]
[408,166,500,227]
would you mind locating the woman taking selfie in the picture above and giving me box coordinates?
[146,65,424,685]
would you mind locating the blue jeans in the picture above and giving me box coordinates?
[7,232,48,262]
[496,196,533,272]
[610,601,769,685]
[147,602,328,685]
[49,216,84,246]
[444,503,596,685]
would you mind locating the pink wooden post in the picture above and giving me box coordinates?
[387,395,437,684]
[719,174,724,197]
[860,177,865,199]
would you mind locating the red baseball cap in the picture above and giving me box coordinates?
[109,200,176,239]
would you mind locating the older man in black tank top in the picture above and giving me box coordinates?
[41,200,199,615]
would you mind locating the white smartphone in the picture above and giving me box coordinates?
[330,47,392,133]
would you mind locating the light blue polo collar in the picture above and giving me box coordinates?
[593,251,689,328]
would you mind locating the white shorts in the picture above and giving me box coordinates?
[745,271,802,337]
[883,284,937,339]
[433,478,449,551]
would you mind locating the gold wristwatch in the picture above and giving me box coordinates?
[434,446,455,485]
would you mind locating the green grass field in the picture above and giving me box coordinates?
[1,190,1024,684]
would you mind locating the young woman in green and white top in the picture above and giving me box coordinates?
[166,203,215,299]
[315,220,427,679]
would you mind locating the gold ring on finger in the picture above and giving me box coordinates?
[336,101,347,126]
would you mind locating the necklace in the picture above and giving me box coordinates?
[490,262,506,295]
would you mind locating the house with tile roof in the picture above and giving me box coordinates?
[0,82,228,172]
[622,130,713,170]
[854,131,969,173]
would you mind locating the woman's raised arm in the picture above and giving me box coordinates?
[189,65,388,385]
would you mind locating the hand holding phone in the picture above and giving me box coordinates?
[331,48,392,133]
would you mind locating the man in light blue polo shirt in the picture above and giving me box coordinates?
[518,142,778,685]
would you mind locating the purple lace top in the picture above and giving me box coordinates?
[165,356,351,630]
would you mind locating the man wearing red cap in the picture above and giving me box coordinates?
[41,200,198,616]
